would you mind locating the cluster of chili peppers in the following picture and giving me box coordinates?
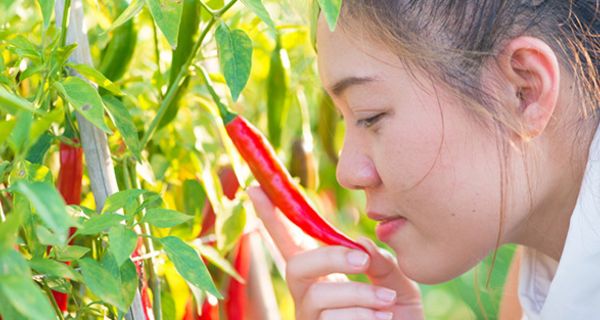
[200,68,365,252]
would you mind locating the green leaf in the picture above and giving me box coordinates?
[141,208,193,228]
[0,213,21,254]
[77,213,126,235]
[35,224,62,246]
[215,23,253,101]
[29,107,62,148]
[7,36,41,61]
[215,200,246,252]
[69,63,124,96]
[0,276,55,320]
[106,0,145,32]
[26,132,53,164]
[146,0,184,48]
[11,181,75,244]
[51,245,90,262]
[0,119,16,146]
[183,179,205,216]
[240,0,276,31]
[0,86,38,114]
[102,95,142,160]
[108,225,138,266]
[160,236,221,298]
[22,161,53,184]
[79,258,128,312]
[37,0,55,28]
[7,111,33,154]
[119,259,139,311]
[55,77,112,133]
[0,291,21,320]
[198,244,243,282]
[29,257,83,282]
[0,250,55,320]
[101,189,146,214]
[318,0,342,32]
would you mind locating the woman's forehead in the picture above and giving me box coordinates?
[316,19,405,93]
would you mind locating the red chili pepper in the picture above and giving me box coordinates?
[56,140,83,206]
[51,139,83,312]
[224,234,251,320]
[131,238,153,320]
[199,166,240,237]
[199,298,220,320]
[199,69,364,252]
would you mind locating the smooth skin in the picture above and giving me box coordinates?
[249,16,593,319]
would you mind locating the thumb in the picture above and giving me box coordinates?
[358,237,421,304]
[247,186,317,261]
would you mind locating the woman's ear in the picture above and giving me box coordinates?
[496,36,561,140]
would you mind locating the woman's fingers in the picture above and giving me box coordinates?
[318,308,394,320]
[247,186,317,260]
[286,245,370,298]
[300,281,396,314]
[358,237,422,305]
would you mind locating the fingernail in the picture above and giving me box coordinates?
[375,311,393,320]
[346,250,369,267]
[376,288,397,303]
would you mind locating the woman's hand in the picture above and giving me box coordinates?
[248,187,424,320]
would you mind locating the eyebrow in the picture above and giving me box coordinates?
[329,76,378,97]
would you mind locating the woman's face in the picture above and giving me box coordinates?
[317,19,528,283]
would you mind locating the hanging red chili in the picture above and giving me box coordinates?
[200,68,365,252]
[52,138,83,312]
[199,166,240,237]
[224,233,251,320]
[131,238,153,320]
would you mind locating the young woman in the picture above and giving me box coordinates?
[249,1,600,319]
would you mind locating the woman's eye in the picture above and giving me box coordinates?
[356,113,386,128]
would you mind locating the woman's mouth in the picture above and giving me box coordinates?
[375,217,407,241]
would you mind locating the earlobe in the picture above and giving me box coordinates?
[497,36,561,140]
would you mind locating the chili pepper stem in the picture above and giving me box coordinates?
[197,66,237,124]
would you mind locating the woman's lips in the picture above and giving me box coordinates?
[375,217,407,241]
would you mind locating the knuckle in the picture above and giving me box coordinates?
[304,282,327,309]
[285,255,302,281]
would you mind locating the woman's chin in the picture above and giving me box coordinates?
[395,253,479,285]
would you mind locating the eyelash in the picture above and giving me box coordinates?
[356,113,386,128]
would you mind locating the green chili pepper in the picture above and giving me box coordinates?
[266,37,289,150]
[98,0,138,82]
[158,0,200,129]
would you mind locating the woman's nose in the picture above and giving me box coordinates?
[336,138,381,190]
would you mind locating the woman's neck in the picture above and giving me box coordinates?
[513,118,598,261]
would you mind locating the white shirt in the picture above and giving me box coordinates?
[519,124,600,319]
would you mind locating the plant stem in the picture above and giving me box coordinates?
[140,17,216,148]
[151,21,163,99]
[41,280,66,320]
[59,0,72,48]
[216,0,238,17]
[196,65,237,123]
[130,163,162,320]
[198,0,216,16]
